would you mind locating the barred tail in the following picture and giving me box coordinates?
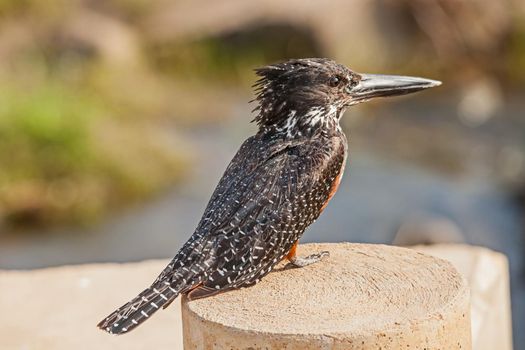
[97,281,181,334]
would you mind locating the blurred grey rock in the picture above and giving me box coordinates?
[393,215,465,246]
[458,76,503,127]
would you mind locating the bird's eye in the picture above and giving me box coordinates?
[329,76,341,87]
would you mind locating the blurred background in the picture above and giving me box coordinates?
[0,0,524,346]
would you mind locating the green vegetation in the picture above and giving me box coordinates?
[508,21,525,85]
[0,60,190,227]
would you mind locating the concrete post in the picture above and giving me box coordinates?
[182,243,471,349]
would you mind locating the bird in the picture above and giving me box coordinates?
[97,58,441,334]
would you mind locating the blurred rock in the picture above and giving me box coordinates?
[0,20,36,69]
[143,0,389,68]
[393,215,465,246]
[63,8,142,68]
[458,76,503,127]
[498,145,525,188]
[405,0,511,58]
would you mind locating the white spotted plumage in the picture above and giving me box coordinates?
[98,58,352,335]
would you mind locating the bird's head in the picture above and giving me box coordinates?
[253,58,441,136]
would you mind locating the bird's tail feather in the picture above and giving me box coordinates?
[97,281,181,334]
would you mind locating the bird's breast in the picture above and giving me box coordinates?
[318,136,347,212]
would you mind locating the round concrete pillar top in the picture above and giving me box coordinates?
[182,243,471,349]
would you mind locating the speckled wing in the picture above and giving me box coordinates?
[157,134,333,299]
[98,133,342,334]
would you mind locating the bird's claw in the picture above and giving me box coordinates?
[288,250,330,268]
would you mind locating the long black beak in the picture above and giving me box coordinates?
[351,74,441,102]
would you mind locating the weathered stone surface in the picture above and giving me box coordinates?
[183,243,471,349]
[0,260,183,350]
[1,243,511,349]
[414,244,512,350]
